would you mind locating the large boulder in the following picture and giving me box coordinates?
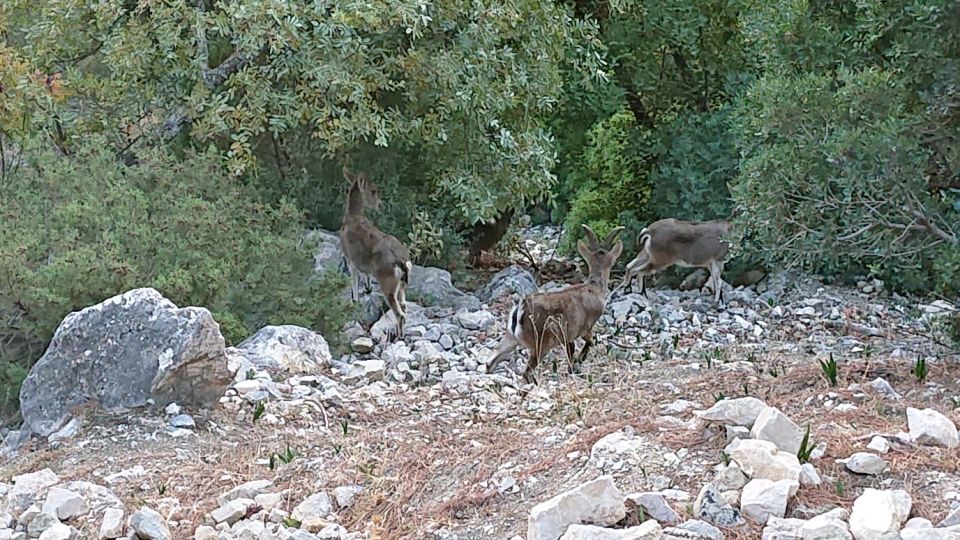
[528,476,626,540]
[478,265,538,303]
[19,288,232,436]
[407,266,480,310]
[229,325,331,375]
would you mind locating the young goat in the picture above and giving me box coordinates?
[338,167,413,339]
[487,225,624,383]
[619,218,732,304]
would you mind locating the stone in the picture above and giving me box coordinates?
[625,492,680,524]
[839,452,887,475]
[351,337,374,354]
[47,418,80,444]
[130,507,171,540]
[907,407,959,448]
[381,341,415,369]
[559,521,663,540]
[193,525,218,540]
[28,512,60,537]
[740,479,798,525]
[939,506,960,528]
[693,484,744,528]
[169,414,195,429]
[799,463,821,486]
[869,378,901,400]
[750,406,804,454]
[210,499,249,525]
[849,489,911,540]
[41,488,88,521]
[694,397,767,427]
[292,492,333,523]
[664,520,723,540]
[98,508,124,539]
[407,266,480,310]
[341,360,385,384]
[218,480,274,505]
[866,436,890,453]
[455,310,497,331]
[725,438,802,483]
[762,517,806,540]
[3,469,59,515]
[798,509,852,540]
[527,476,626,540]
[726,426,749,444]
[478,265,538,303]
[230,325,332,375]
[900,528,960,540]
[254,493,283,511]
[37,523,72,540]
[333,485,362,510]
[711,465,747,491]
[19,288,231,436]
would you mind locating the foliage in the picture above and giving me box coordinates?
[0,138,351,417]
[819,354,839,387]
[797,424,813,464]
[912,357,929,384]
[3,0,609,227]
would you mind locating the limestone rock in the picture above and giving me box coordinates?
[559,521,663,540]
[130,507,171,540]
[694,397,767,427]
[230,325,332,375]
[693,484,744,528]
[41,488,88,521]
[333,485,362,510]
[798,509,852,540]
[407,266,480,311]
[625,493,680,525]
[218,480,274,506]
[37,523,72,540]
[455,310,497,331]
[849,489,911,540]
[725,438,801,483]
[528,476,626,540]
[3,469,59,515]
[839,452,887,476]
[762,517,805,540]
[98,508,124,539]
[663,520,723,540]
[292,492,333,523]
[907,407,959,448]
[479,265,538,303]
[19,288,231,436]
[741,479,798,525]
[866,436,890,454]
[799,464,821,486]
[351,337,374,354]
[750,407,804,454]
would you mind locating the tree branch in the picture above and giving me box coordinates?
[903,205,958,244]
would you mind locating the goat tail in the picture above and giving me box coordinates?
[508,299,525,340]
[395,260,412,285]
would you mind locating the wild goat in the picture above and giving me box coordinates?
[619,218,732,304]
[487,225,624,383]
[338,167,413,339]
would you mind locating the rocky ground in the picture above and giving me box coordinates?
[1,226,959,540]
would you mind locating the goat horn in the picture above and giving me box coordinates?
[602,226,625,247]
[581,224,601,250]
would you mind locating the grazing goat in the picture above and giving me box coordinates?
[487,225,624,383]
[338,167,413,340]
[619,218,732,304]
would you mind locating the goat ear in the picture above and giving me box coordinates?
[577,239,591,261]
[581,224,600,250]
[609,239,624,260]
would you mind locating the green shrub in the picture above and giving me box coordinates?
[560,109,656,254]
[0,138,352,417]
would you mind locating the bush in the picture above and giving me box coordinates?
[731,68,960,295]
[0,138,352,418]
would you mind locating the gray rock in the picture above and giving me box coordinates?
[351,337,374,354]
[229,325,332,375]
[341,360,385,384]
[725,438,801,483]
[664,520,724,540]
[168,414,195,429]
[866,436,891,454]
[625,492,681,524]
[726,426,749,444]
[694,397,767,427]
[381,342,414,369]
[938,506,960,528]
[3,469,59,515]
[839,452,887,476]
[292,492,333,522]
[750,406,804,454]
[798,509,851,539]
[37,523,72,540]
[28,512,59,537]
[98,508,124,539]
[130,507,170,540]
[560,521,662,540]
[41,488,88,521]
[711,465,747,492]
[740,479,798,525]
[47,418,80,444]
[19,288,231,436]
[527,476,626,540]
[455,310,497,331]
[333,485,362,510]
[849,489,911,540]
[907,407,959,448]
[478,266,538,303]
[407,266,480,310]
[217,480,273,505]
[309,229,346,275]
[869,377,901,400]
[799,463,822,486]
[762,517,806,540]
[210,499,249,525]
[693,484,744,528]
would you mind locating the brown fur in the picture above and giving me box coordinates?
[338,167,412,339]
[620,218,732,303]
[487,225,624,383]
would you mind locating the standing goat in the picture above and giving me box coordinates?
[619,218,732,304]
[338,167,413,340]
[487,225,624,383]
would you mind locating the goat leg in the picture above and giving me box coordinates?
[487,334,519,375]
